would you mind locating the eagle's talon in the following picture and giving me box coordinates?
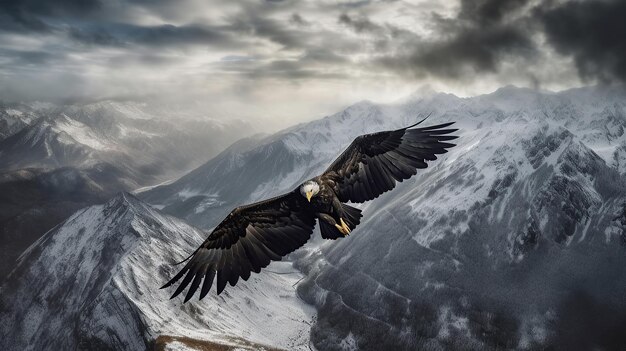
[340,218,351,235]
[335,221,350,236]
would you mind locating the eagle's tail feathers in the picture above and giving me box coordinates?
[319,219,344,240]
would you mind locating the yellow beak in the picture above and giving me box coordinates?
[306,191,313,202]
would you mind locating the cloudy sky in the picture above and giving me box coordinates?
[0,0,624,121]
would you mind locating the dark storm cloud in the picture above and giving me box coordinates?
[107,52,180,67]
[376,0,626,85]
[67,27,123,47]
[537,0,626,83]
[338,13,414,40]
[1,0,237,48]
[2,0,102,17]
[338,13,384,34]
[215,51,349,80]
[0,9,51,32]
[0,0,102,32]
[227,14,303,49]
[66,21,241,49]
[289,13,310,27]
[0,0,625,104]
[459,0,529,25]
[0,48,62,65]
[106,23,234,48]
[379,0,535,79]
[397,26,533,78]
[255,60,347,79]
[300,49,348,65]
[340,0,373,9]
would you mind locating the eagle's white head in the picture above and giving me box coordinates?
[300,180,320,202]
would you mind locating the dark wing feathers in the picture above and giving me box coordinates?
[163,120,457,302]
[326,121,458,203]
[161,191,315,302]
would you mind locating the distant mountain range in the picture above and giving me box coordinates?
[0,101,252,280]
[2,86,626,350]
[0,101,251,180]
[0,103,39,140]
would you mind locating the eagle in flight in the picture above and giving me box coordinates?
[162,119,458,302]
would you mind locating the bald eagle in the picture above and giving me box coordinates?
[161,119,458,302]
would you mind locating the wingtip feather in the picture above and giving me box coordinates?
[405,112,433,129]
[173,249,197,266]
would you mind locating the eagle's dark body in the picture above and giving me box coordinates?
[162,119,458,302]
[306,173,362,239]
[309,175,337,213]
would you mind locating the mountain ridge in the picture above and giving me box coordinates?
[0,192,314,351]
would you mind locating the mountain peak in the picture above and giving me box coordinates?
[0,191,194,350]
[1,187,312,351]
[106,191,148,211]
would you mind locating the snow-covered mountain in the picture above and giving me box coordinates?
[0,103,40,141]
[142,85,626,350]
[0,100,254,281]
[141,86,626,226]
[3,86,626,350]
[0,101,252,184]
[0,193,314,351]
[0,164,134,280]
[296,118,626,350]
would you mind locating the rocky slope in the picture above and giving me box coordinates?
[0,193,314,351]
[0,165,132,280]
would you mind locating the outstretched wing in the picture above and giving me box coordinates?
[161,191,316,302]
[325,120,458,203]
